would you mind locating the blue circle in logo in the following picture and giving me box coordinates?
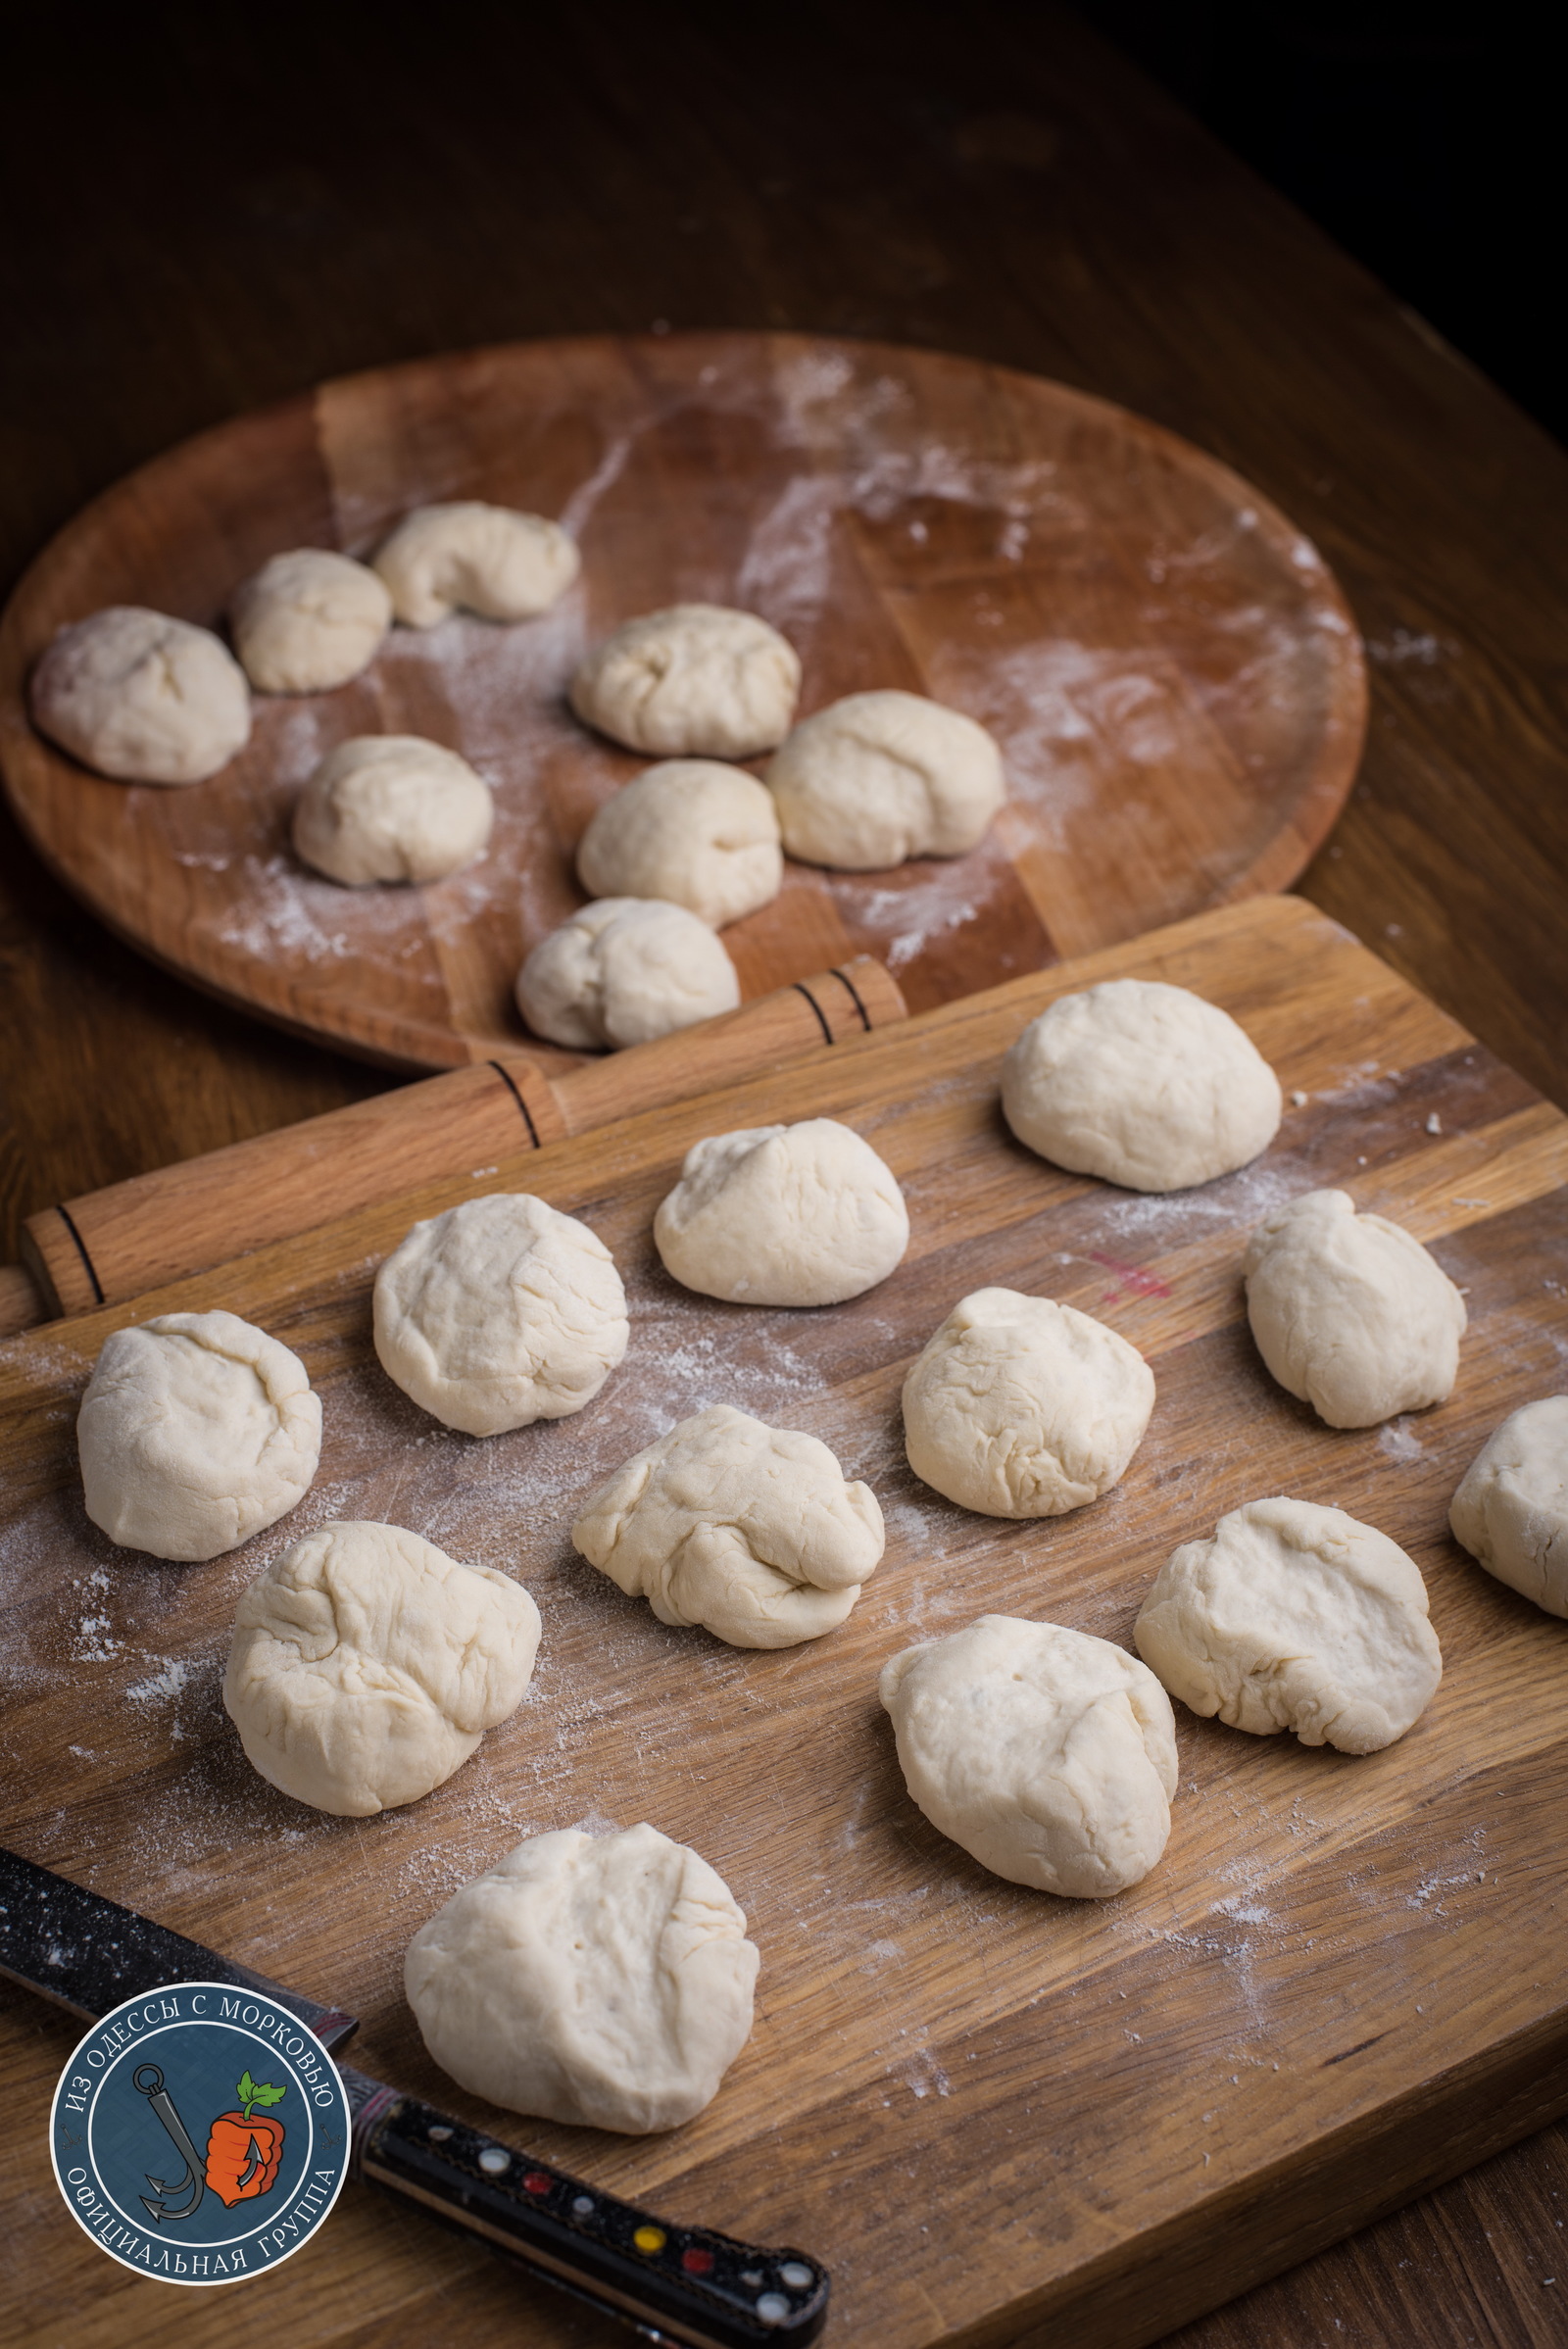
[50,1982,351,2286]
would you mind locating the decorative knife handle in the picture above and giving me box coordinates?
[341,2065,829,2348]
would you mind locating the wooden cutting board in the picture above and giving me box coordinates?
[3,893,1565,2349]
[0,333,1366,1071]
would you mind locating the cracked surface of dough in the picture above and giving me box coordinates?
[879,1615,1178,1897]
[655,1117,907,1306]
[765,688,1004,868]
[77,1308,321,1561]
[374,1193,628,1436]
[230,548,391,692]
[224,1519,540,1815]
[1449,1395,1568,1616]
[1134,1495,1442,1754]
[572,1403,884,1647]
[1002,978,1281,1192]
[372,502,578,626]
[30,606,251,784]
[570,603,800,758]
[405,1823,758,2131]
[903,1286,1153,1517]
[516,896,739,1049]
[293,733,493,886]
[576,759,782,927]
[1245,1188,1466,1428]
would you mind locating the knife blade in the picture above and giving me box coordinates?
[0,1848,829,2348]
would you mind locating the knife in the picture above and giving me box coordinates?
[0,1847,829,2346]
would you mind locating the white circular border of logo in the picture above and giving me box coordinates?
[49,1981,351,2288]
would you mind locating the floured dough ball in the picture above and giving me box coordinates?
[405,1823,758,2131]
[880,1616,1178,1897]
[516,897,739,1050]
[1449,1395,1568,1616]
[230,548,392,693]
[572,1404,884,1647]
[765,690,1005,869]
[570,605,800,759]
[293,734,493,885]
[576,760,782,927]
[903,1287,1153,1518]
[29,606,250,785]
[655,1118,907,1307]
[1134,1496,1442,1754]
[223,1519,540,1815]
[1245,1189,1466,1428]
[77,1309,320,1562]
[373,1192,628,1437]
[1002,979,1282,1192]
[372,502,579,627]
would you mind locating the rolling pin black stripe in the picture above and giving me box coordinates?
[825,964,872,1031]
[488,1060,542,1150]
[53,1205,105,1305]
[791,983,834,1047]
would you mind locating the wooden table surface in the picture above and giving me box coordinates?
[1,5,1564,2343]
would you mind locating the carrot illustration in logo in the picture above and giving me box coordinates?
[204,2071,287,2208]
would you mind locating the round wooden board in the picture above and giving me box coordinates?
[0,332,1366,1071]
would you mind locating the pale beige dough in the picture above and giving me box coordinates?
[30,606,251,785]
[1449,1395,1568,1616]
[570,604,800,758]
[572,1404,885,1647]
[372,502,579,627]
[879,1615,1178,1897]
[405,1823,758,2131]
[224,1519,540,1816]
[515,897,739,1050]
[293,734,493,886]
[576,760,782,927]
[765,689,1005,868]
[230,549,392,693]
[654,1118,907,1307]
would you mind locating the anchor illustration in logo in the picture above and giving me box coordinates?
[133,2063,288,2222]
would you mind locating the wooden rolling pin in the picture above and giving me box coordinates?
[6,958,906,1330]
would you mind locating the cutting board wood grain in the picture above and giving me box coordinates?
[0,334,1366,1071]
[3,895,1565,2349]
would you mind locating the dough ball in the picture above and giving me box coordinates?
[230,548,392,693]
[576,760,782,927]
[1245,1189,1466,1428]
[223,1519,540,1816]
[765,689,1005,869]
[1134,1495,1442,1754]
[572,1403,885,1648]
[903,1287,1154,1518]
[1002,979,1282,1192]
[1449,1395,1568,1616]
[879,1616,1177,1898]
[373,1192,628,1437]
[76,1309,321,1562]
[293,734,493,886]
[405,1823,758,2132]
[29,606,251,785]
[655,1118,908,1307]
[516,897,739,1051]
[570,604,800,759]
[372,502,579,628]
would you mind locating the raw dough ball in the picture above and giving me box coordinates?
[879,1616,1178,1898]
[1449,1395,1568,1616]
[405,1823,758,2132]
[29,606,251,785]
[1002,979,1282,1192]
[223,1519,540,1816]
[516,897,739,1051]
[1245,1189,1466,1428]
[372,502,579,628]
[903,1287,1154,1518]
[76,1309,321,1562]
[572,1404,885,1648]
[570,605,801,759]
[576,760,782,927]
[230,548,392,693]
[655,1118,907,1307]
[1134,1496,1442,1754]
[765,689,1005,869]
[373,1192,628,1437]
[293,734,493,885]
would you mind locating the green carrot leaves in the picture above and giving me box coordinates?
[236,2071,287,2117]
